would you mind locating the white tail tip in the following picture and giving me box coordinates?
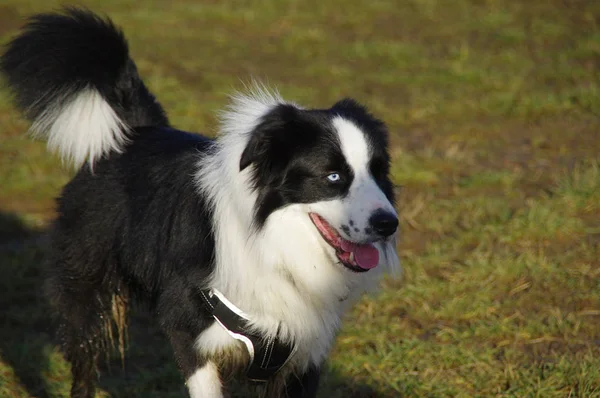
[31,88,129,168]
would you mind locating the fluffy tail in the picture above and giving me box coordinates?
[1,8,169,167]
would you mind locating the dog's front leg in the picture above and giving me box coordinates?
[264,365,320,398]
[284,365,321,398]
[186,361,223,398]
[165,329,222,398]
[158,282,223,398]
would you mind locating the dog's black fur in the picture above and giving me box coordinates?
[47,126,219,396]
[1,8,397,398]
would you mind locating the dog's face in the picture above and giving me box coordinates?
[240,99,398,273]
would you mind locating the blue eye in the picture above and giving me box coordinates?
[327,173,341,182]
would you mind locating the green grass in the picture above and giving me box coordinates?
[1,0,599,397]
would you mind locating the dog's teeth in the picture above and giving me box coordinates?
[349,252,355,263]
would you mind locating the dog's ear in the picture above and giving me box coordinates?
[331,98,387,143]
[239,126,270,171]
[239,104,300,172]
[331,98,370,116]
[239,135,260,171]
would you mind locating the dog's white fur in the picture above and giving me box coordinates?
[194,89,400,380]
[30,88,128,168]
[186,362,222,398]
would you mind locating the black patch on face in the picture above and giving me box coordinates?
[240,104,354,227]
[241,99,395,228]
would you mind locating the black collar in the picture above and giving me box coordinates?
[199,289,297,382]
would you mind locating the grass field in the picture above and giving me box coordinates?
[1,0,599,397]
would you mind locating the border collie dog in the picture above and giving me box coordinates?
[1,9,400,398]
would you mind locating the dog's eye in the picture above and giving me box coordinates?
[326,173,341,183]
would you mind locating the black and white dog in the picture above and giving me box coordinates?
[1,9,400,398]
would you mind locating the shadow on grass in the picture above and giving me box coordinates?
[0,211,53,398]
[0,211,388,397]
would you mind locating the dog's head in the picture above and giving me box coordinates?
[238,96,399,276]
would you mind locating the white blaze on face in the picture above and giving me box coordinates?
[308,117,396,243]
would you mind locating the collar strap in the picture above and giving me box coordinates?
[199,289,297,382]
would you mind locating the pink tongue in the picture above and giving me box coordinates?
[340,240,379,269]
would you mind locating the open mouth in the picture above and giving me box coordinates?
[309,213,379,273]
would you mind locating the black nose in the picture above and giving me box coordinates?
[369,210,398,237]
